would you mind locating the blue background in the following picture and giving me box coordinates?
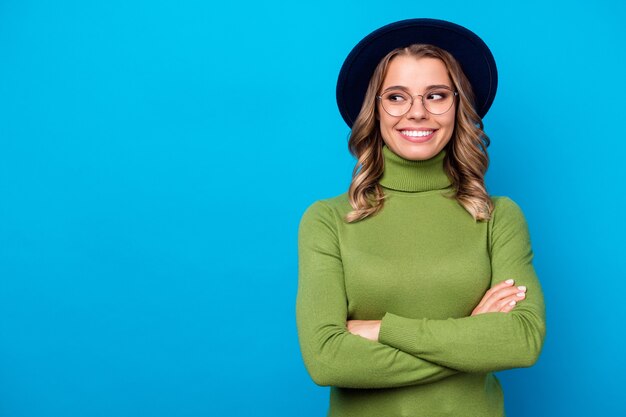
[1,0,624,416]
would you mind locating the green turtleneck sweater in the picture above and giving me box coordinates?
[296,146,546,417]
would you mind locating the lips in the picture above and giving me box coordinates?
[400,130,434,137]
[398,128,437,143]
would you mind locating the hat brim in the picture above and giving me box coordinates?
[336,18,498,127]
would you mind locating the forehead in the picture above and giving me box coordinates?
[382,56,452,89]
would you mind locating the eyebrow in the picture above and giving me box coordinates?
[382,84,452,93]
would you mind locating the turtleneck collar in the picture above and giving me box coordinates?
[379,145,453,192]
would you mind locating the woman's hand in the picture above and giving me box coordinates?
[346,320,381,341]
[471,279,527,316]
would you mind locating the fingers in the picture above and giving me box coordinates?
[472,279,528,315]
[475,279,515,310]
[499,299,517,313]
[497,290,527,312]
[482,284,527,312]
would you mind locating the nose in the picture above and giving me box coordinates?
[406,95,428,120]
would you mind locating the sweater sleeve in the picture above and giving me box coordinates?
[378,197,546,373]
[296,201,458,389]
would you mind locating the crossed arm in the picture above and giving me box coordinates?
[296,197,546,387]
[347,278,529,339]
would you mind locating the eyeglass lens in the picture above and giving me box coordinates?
[380,88,456,116]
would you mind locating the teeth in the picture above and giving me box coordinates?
[401,130,433,137]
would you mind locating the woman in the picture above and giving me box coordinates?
[296,18,546,417]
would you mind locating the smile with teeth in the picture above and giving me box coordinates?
[400,130,434,137]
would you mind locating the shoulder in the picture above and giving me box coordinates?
[298,193,350,247]
[488,195,532,247]
[299,193,350,238]
[300,193,351,223]
[490,196,528,224]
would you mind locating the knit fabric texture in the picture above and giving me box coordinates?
[296,146,546,417]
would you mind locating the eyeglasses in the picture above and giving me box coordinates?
[377,87,458,116]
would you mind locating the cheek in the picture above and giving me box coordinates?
[443,112,456,131]
[378,117,396,146]
[436,113,456,144]
[379,111,398,131]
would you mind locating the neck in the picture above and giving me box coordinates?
[379,146,452,192]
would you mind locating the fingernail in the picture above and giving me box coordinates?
[517,292,526,297]
[505,279,514,284]
[509,300,517,306]
[518,286,527,292]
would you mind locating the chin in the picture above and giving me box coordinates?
[395,145,442,161]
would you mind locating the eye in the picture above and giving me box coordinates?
[425,90,451,101]
[384,91,409,103]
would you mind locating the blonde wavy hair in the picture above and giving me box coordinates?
[346,44,494,223]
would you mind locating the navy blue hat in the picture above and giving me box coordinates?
[336,18,498,127]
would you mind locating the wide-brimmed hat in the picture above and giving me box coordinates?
[336,18,498,127]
